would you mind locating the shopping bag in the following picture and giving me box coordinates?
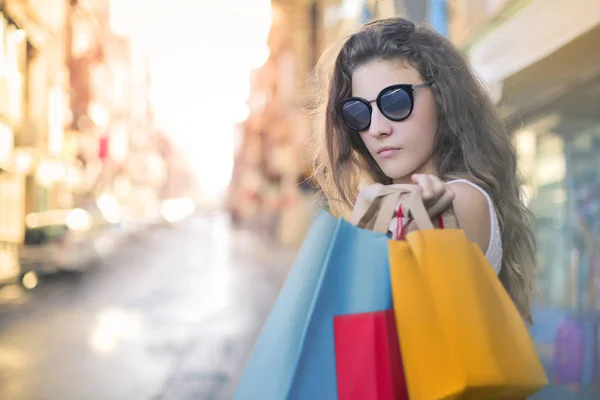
[233,188,404,400]
[552,316,599,388]
[389,192,548,400]
[334,309,409,400]
[553,318,586,386]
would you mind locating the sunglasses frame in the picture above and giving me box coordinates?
[339,82,432,131]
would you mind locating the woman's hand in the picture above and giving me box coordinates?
[411,174,455,217]
[397,176,491,253]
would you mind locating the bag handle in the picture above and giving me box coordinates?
[352,183,454,235]
[351,184,416,233]
[372,192,402,233]
[403,191,434,231]
[351,184,390,226]
[353,192,384,230]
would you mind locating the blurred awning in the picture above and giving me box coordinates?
[467,0,600,91]
[500,24,600,122]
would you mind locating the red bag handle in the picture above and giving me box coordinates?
[395,205,405,241]
[396,204,445,240]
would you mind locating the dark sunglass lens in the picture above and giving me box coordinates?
[380,88,412,120]
[342,100,370,131]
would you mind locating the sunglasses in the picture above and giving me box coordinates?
[339,83,432,131]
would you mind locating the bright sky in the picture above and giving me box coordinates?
[110,0,272,197]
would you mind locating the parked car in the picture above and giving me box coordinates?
[19,208,120,280]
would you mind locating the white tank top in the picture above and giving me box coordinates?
[388,179,503,274]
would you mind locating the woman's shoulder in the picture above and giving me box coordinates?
[446,179,490,196]
[446,179,494,209]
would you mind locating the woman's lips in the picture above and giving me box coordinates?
[377,147,400,158]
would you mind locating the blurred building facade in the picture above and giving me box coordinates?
[451,1,600,394]
[66,0,170,226]
[0,0,178,285]
[451,0,600,313]
[0,0,70,284]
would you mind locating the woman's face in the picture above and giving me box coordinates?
[351,59,438,183]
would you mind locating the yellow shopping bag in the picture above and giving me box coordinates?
[389,192,548,400]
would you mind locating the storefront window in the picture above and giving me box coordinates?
[564,127,600,311]
[528,133,568,308]
[519,125,600,311]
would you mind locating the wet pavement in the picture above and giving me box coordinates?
[0,213,296,400]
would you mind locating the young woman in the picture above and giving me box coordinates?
[313,17,537,323]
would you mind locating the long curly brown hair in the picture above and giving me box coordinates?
[311,18,538,323]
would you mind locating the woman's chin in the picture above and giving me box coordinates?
[380,167,414,184]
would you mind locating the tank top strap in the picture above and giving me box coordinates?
[446,179,503,274]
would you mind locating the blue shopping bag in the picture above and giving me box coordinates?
[233,209,393,400]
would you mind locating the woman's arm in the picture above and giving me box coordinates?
[447,182,491,254]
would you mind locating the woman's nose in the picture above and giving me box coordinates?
[367,106,392,137]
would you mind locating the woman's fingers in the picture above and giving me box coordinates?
[430,175,446,199]
[412,174,434,205]
[426,187,455,217]
[411,174,454,216]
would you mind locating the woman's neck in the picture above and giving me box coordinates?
[392,158,436,184]
[392,176,414,184]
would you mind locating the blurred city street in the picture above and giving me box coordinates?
[0,213,295,400]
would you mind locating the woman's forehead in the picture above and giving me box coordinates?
[351,60,422,98]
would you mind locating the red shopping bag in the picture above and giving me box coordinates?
[334,309,409,400]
